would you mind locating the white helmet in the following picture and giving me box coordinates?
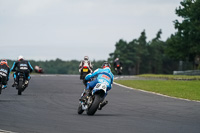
[18,55,24,61]
[115,58,119,62]
[84,56,89,60]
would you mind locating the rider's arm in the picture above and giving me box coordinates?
[89,61,93,69]
[107,76,114,91]
[85,69,100,81]
[79,61,83,68]
[7,67,10,81]
[10,62,16,72]
[28,62,33,73]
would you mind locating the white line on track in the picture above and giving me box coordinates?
[114,82,200,103]
[0,129,17,133]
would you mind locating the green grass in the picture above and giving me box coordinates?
[115,80,200,101]
[138,74,200,80]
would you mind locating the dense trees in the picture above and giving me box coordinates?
[166,0,200,68]
[108,30,179,75]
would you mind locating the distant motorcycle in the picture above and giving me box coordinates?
[80,66,92,80]
[15,71,29,95]
[78,83,108,115]
[115,63,122,75]
[34,66,44,74]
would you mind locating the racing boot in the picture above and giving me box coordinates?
[98,100,108,110]
[12,81,18,87]
[79,89,91,102]
[25,80,29,85]
[2,85,7,89]
[25,76,31,87]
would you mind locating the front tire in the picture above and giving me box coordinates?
[87,94,101,115]
[77,103,84,114]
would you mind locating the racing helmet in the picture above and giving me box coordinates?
[18,55,24,61]
[115,58,119,62]
[84,56,89,60]
[1,59,8,65]
[102,62,111,68]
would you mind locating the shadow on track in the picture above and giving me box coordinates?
[75,113,126,117]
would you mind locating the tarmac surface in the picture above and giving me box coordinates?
[0,75,200,133]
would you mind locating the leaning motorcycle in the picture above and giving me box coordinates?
[78,83,108,115]
[15,72,29,95]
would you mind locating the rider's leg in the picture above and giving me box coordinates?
[2,77,7,89]
[80,79,98,101]
[86,79,98,91]
[25,71,30,85]
[12,72,17,87]
[24,71,30,80]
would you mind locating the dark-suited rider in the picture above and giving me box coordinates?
[10,55,33,87]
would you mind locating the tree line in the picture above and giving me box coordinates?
[7,59,105,74]
[108,30,180,75]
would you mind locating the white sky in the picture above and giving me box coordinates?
[0,0,182,61]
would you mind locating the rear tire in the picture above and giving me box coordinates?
[87,94,101,115]
[77,103,84,114]
[0,84,2,94]
[18,80,23,95]
[0,80,2,94]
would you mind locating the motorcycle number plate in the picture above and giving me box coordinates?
[95,83,107,92]
[83,68,88,72]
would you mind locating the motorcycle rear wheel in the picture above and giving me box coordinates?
[18,80,23,95]
[0,79,2,94]
[87,94,101,115]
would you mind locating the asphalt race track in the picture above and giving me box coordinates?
[0,75,200,133]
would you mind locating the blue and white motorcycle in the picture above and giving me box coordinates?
[78,83,108,115]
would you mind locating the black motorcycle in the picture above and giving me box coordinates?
[115,64,122,75]
[80,66,91,80]
[15,72,29,95]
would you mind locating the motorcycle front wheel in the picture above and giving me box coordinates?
[77,103,84,114]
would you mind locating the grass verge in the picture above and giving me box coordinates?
[115,80,200,101]
[138,74,200,80]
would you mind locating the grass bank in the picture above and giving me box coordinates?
[138,74,200,80]
[115,80,200,101]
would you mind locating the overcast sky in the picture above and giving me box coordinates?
[0,0,182,61]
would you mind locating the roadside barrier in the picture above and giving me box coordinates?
[173,70,200,75]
